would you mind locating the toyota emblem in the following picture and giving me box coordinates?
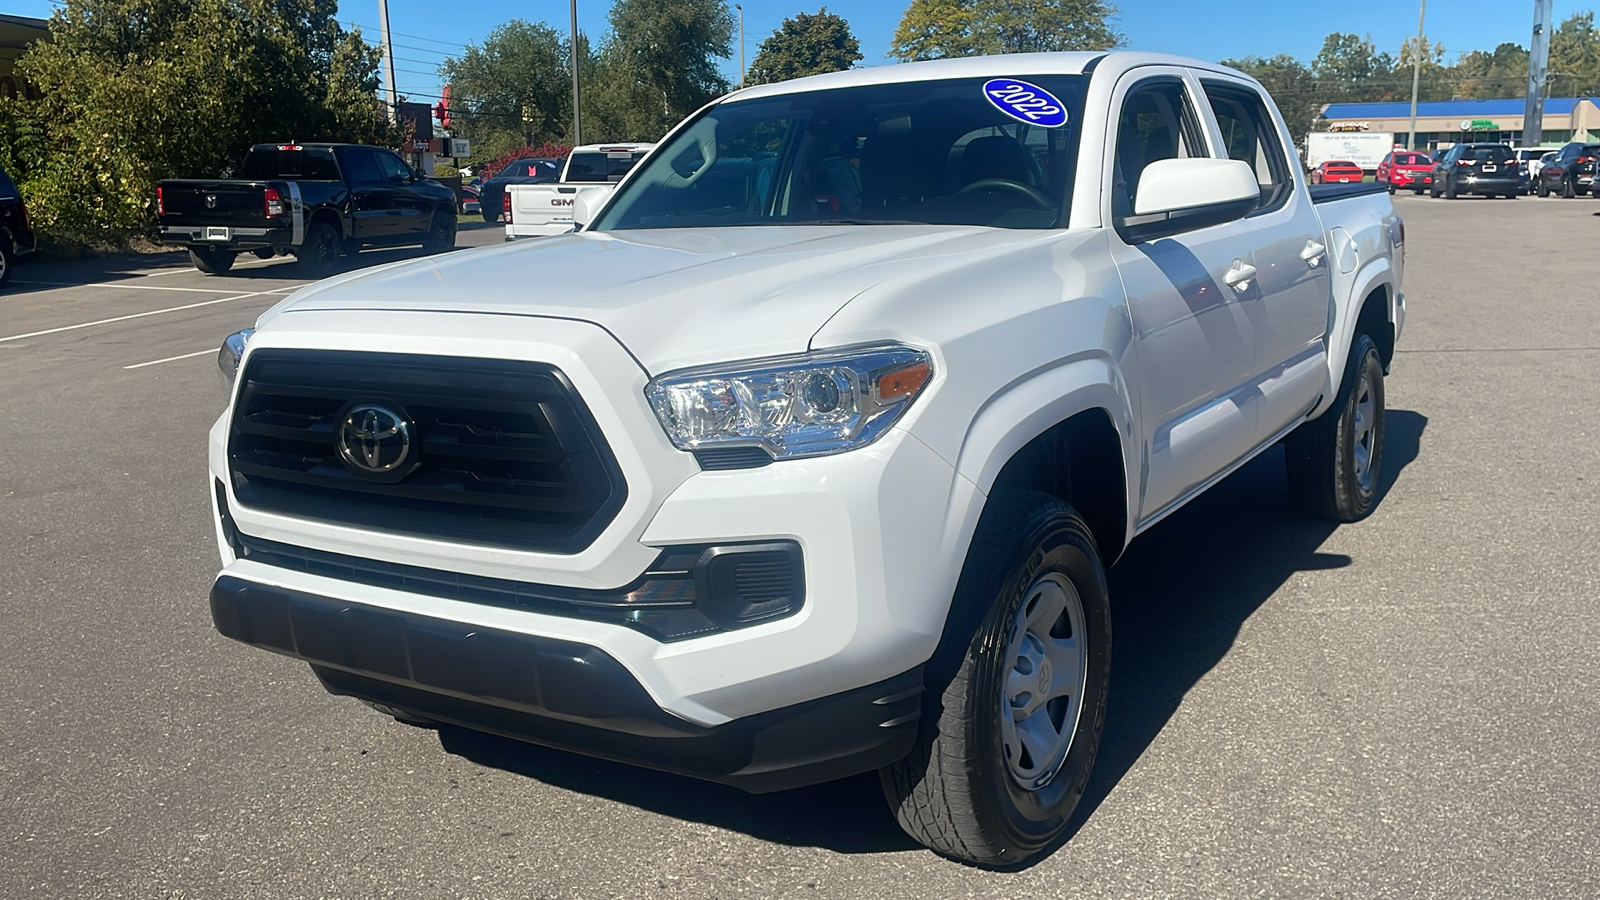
[337,404,413,475]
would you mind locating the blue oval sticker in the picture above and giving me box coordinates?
[982,78,1069,128]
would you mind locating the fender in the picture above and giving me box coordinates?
[1315,255,1393,419]
[939,354,1140,571]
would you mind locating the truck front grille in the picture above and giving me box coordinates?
[228,350,626,553]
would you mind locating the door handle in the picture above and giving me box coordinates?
[1224,260,1257,292]
[1301,241,1327,267]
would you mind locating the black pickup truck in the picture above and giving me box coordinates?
[0,164,36,289]
[158,143,458,275]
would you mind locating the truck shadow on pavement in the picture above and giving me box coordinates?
[436,410,1427,859]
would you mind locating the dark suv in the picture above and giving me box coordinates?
[0,165,37,289]
[1534,141,1600,197]
[1431,143,1520,199]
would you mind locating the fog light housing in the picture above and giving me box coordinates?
[695,542,805,629]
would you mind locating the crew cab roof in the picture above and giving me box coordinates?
[568,143,656,153]
[725,51,1250,103]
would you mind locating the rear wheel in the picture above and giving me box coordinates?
[1286,334,1386,522]
[296,220,342,276]
[0,240,12,288]
[188,245,236,274]
[1444,179,1457,199]
[879,490,1111,868]
[1563,177,1576,198]
[1537,178,1550,197]
[425,209,457,254]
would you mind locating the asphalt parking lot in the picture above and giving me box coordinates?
[3,198,1598,899]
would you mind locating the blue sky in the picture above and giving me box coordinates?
[9,0,1576,102]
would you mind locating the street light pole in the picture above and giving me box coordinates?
[735,4,745,88]
[570,0,582,147]
[1406,0,1426,150]
[377,0,398,122]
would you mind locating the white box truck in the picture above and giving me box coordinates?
[1306,132,1395,172]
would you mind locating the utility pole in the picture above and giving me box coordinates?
[1405,0,1426,150]
[1526,0,1553,146]
[570,0,582,147]
[736,4,745,88]
[377,0,397,123]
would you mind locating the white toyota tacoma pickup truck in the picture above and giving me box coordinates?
[208,52,1404,866]
[503,143,654,239]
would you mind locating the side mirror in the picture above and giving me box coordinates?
[1117,158,1260,243]
[572,185,614,230]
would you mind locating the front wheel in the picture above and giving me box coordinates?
[188,246,236,274]
[880,490,1111,868]
[1386,182,1396,195]
[1285,334,1386,521]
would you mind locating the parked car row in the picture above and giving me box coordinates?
[1374,141,1600,200]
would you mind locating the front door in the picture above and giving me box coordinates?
[1105,71,1264,521]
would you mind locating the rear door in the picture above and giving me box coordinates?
[373,149,430,237]
[1201,77,1332,439]
[1105,69,1265,520]
[337,147,396,241]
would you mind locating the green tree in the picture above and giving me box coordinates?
[1223,54,1320,145]
[1550,12,1600,97]
[16,0,393,248]
[1449,42,1525,100]
[601,0,734,139]
[440,20,581,158]
[890,0,1122,62]
[745,8,862,86]
[1311,32,1396,101]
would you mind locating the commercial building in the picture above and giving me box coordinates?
[0,14,49,101]
[1319,97,1600,149]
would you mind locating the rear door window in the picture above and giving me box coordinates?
[1203,81,1290,211]
[337,147,384,185]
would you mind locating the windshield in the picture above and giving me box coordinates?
[595,75,1085,231]
[1394,153,1428,165]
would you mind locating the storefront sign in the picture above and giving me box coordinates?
[1459,119,1500,131]
[1329,122,1370,132]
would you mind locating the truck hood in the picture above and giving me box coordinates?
[260,226,996,373]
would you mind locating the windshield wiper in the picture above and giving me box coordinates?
[806,218,928,225]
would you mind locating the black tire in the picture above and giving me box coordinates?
[880,490,1111,868]
[1537,178,1550,197]
[1445,178,1457,199]
[297,220,342,276]
[1285,334,1386,522]
[188,245,236,274]
[1386,182,1396,195]
[1429,182,1441,198]
[1563,177,1576,198]
[252,248,276,260]
[425,208,457,254]
[0,239,12,288]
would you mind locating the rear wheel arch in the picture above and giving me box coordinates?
[305,207,345,242]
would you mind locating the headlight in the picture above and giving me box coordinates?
[645,345,933,460]
[217,328,253,396]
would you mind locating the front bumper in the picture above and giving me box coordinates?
[1390,172,1431,187]
[211,575,923,792]
[212,311,964,728]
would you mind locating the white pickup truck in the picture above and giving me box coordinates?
[503,143,654,238]
[208,52,1404,867]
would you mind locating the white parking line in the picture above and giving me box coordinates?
[123,348,216,369]
[0,291,273,344]
[13,280,272,294]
